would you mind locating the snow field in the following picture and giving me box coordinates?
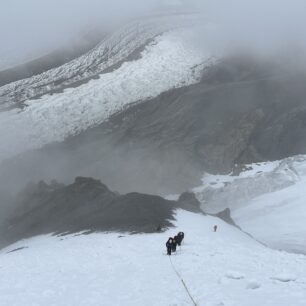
[0,14,200,107]
[0,210,305,306]
[194,155,306,254]
[0,26,212,163]
[233,178,306,254]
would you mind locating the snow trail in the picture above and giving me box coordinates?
[169,256,198,306]
[1,210,306,305]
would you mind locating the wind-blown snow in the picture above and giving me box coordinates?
[194,155,306,254]
[0,23,212,163]
[0,210,305,306]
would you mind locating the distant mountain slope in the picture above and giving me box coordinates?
[194,155,306,254]
[0,17,209,167]
[0,14,200,111]
[0,29,105,87]
[2,57,306,195]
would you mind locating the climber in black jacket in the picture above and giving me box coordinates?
[172,236,178,252]
[177,232,184,246]
[166,237,174,255]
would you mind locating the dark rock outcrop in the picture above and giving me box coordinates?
[0,177,246,249]
[214,208,237,227]
[177,191,202,213]
[0,177,177,248]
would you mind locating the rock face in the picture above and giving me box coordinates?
[214,208,236,227]
[0,177,177,248]
[177,192,203,213]
[0,176,243,249]
[2,57,306,195]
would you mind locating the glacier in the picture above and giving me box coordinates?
[0,14,213,163]
[194,155,306,254]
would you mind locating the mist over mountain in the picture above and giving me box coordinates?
[1,2,306,305]
[1,0,306,230]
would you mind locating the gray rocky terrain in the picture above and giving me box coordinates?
[2,57,306,195]
[0,175,238,250]
[0,177,204,248]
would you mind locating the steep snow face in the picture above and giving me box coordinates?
[194,155,306,254]
[1,210,305,306]
[233,179,306,254]
[0,16,212,163]
[0,14,200,110]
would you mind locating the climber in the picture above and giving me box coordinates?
[166,237,174,255]
[177,231,184,246]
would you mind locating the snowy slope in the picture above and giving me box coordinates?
[234,180,306,254]
[0,16,213,163]
[194,155,306,254]
[1,210,305,306]
[0,14,200,109]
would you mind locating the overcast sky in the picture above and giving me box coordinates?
[0,0,163,49]
[201,0,306,57]
[0,0,173,67]
[1,0,306,67]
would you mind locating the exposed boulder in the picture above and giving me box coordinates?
[214,208,237,227]
[177,191,202,213]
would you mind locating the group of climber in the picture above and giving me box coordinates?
[165,225,218,255]
[166,231,184,255]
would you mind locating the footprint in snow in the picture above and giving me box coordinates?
[246,279,261,289]
[225,271,245,280]
[270,273,297,282]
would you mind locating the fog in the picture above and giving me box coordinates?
[2,0,306,225]
[0,0,171,69]
[198,0,306,60]
[1,0,306,66]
